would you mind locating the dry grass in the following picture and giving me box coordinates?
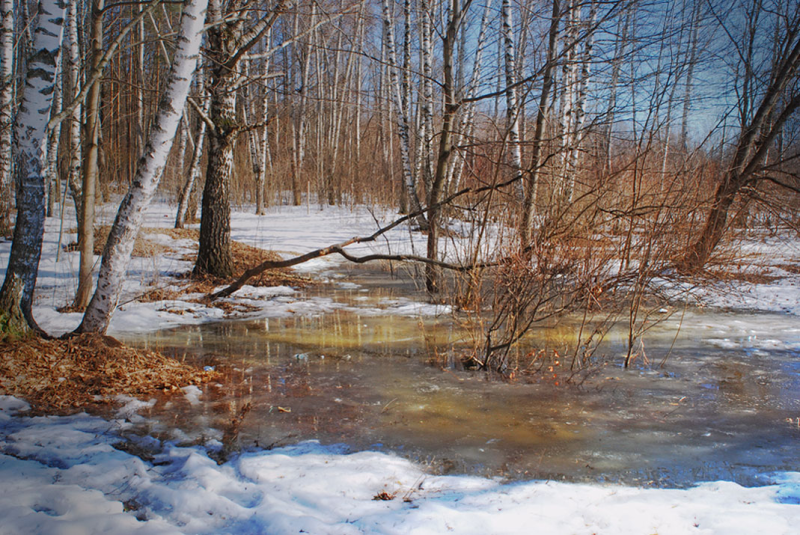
[705,268,782,284]
[64,226,185,257]
[775,263,800,275]
[0,334,219,412]
[138,288,184,303]
[67,226,311,303]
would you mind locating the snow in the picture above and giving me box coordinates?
[2,202,800,533]
[1,397,798,534]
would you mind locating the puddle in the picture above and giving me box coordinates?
[123,268,800,487]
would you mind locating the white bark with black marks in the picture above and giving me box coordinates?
[501,0,523,191]
[0,0,14,233]
[381,0,427,228]
[66,0,82,227]
[176,69,208,229]
[77,0,207,334]
[0,0,67,332]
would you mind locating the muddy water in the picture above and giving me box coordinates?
[125,269,800,487]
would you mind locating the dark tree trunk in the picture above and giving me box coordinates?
[194,18,237,278]
[193,0,289,277]
[679,178,740,271]
[195,119,235,278]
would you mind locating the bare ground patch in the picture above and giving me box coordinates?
[0,333,219,412]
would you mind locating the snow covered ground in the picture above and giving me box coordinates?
[2,202,800,534]
[2,395,799,535]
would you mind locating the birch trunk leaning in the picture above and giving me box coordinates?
[76,0,207,334]
[0,0,67,334]
[678,30,800,272]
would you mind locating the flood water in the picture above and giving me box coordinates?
[123,267,800,488]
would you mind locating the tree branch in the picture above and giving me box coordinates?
[209,176,532,299]
[48,0,164,130]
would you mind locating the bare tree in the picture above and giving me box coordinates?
[77,0,208,334]
[0,0,67,334]
[194,0,290,278]
[679,0,800,270]
[0,0,13,235]
[72,0,106,311]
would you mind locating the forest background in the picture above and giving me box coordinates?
[0,0,797,372]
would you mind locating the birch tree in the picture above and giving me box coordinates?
[76,0,208,334]
[175,70,208,228]
[194,0,290,278]
[65,0,83,229]
[501,0,523,190]
[0,0,67,334]
[0,0,13,235]
[44,63,62,217]
[448,0,492,192]
[380,0,427,229]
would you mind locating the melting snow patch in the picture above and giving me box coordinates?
[115,395,157,420]
[0,400,798,534]
[181,386,202,406]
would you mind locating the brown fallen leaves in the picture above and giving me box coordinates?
[0,333,219,413]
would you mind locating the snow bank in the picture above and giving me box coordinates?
[1,396,798,534]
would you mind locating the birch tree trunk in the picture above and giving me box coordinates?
[240,61,263,212]
[175,70,208,229]
[66,0,83,230]
[381,0,427,230]
[558,0,578,200]
[77,0,207,334]
[0,0,66,334]
[501,0,523,192]
[418,0,435,195]
[564,0,595,202]
[680,0,701,150]
[45,63,62,217]
[0,0,14,235]
[195,2,239,278]
[255,31,272,214]
[289,5,313,207]
[194,0,289,278]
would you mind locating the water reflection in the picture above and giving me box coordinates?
[124,275,800,488]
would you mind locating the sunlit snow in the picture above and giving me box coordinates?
[1,202,799,533]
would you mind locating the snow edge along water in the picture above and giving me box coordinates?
[1,395,800,534]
